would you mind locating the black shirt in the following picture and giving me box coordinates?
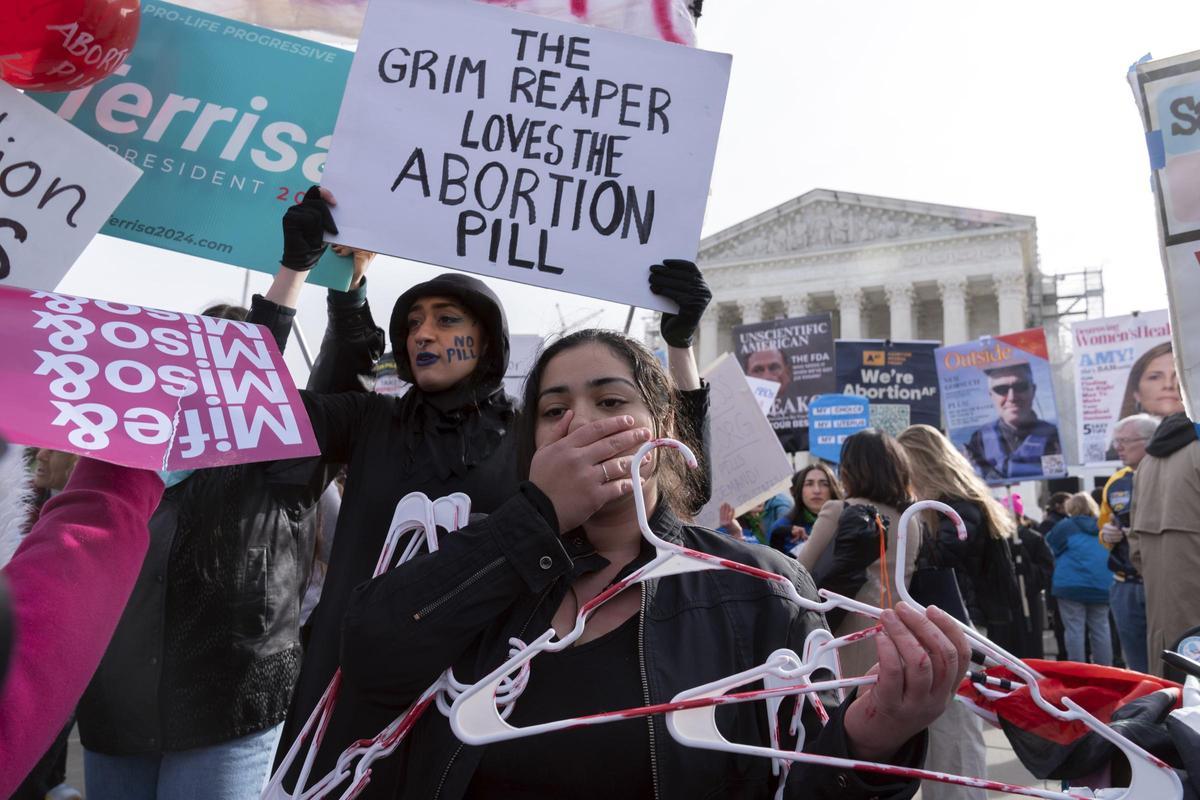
[465,614,653,799]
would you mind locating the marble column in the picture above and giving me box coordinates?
[697,310,719,371]
[938,276,968,345]
[835,286,864,340]
[996,271,1027,333]
[737,297,767,326]
[782,293,811,320]
[884,282,915,341]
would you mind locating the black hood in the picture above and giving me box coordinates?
[389,273,509,386]
[1146,412,1198,458]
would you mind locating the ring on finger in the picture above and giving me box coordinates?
[600,462,611,482]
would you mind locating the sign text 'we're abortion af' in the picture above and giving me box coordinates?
[0,286,318,470]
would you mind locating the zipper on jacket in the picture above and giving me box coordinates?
[413,557,505,621]
[638,584,661,800]
[433,741,465,800]
[431,584,557,800]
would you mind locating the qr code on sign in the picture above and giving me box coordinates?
[1041,454,1067,477]
[870,405,910,437]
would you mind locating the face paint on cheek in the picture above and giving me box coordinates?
[446,335,479,364]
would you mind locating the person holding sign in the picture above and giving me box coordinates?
[77,296,375,800]
[340,329,969,800]
[963,363,1062,482]
[256,189,715,795]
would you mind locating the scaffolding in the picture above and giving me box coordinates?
[1031,268,1106,327]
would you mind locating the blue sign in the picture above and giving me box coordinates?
[32,1,354,288]
[808,394,870,463]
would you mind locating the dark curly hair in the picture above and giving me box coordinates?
[516,329,701,518]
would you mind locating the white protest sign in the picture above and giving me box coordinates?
[0,81,141,291]
[695,354,795,530]
[1131,52,1200,414]
[745,374,780,416]
[322,0,731,312]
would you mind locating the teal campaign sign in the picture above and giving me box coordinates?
[31,1,354,288]
[808,394,870,463]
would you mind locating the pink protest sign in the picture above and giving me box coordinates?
[0,286,319,470]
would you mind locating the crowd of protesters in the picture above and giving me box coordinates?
[0,187,1197,800]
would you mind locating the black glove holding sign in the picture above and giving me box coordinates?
[649,259,712,348]
[280,185,338,271]
[813,503,886,629]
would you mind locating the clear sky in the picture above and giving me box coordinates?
[58,0,1200,382]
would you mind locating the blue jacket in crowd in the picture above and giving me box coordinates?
[1046,515,1113,604]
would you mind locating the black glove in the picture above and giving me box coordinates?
[649,259,711,348]
[280,185,338,271]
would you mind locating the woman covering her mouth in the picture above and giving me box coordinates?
[256,187,716,798]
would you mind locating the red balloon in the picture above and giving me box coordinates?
[0,0,141,93]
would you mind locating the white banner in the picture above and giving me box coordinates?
[1072,310,1179,464]
[172,0,698,46]
[0,82,141,292]
[322,0,730,312]
[695,354,794,530]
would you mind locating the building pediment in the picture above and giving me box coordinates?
[698,189,1035,263]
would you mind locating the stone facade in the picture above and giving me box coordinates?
[648,190,1041,369]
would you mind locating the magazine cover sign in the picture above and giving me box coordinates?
[732,313,835,453]
[1073,310,1180,464]
[935,328,1066,485]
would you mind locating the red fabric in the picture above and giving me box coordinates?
[996,329,1050,360]
[0,459,162,795]
[651,0,686,44]
[958,659,1181,746]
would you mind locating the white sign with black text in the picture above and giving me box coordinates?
[322,0,731,312]
[0,82,141,292]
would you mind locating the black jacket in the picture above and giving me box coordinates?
[925,499,1020,633]
[1009,524,1055,659]
[339,490,924,800]
[273,276,523,790]
[1146,412,1197,458]
[275,281,714,794]
[78,286,382,754]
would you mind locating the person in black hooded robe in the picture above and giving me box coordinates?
[256,188,715,797]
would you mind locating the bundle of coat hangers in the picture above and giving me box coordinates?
[263,439,1185,800]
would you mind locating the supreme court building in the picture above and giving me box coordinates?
[672,189,1042,370]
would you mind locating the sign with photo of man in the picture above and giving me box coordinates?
[935,328,1067,485]
[732,312,836,452]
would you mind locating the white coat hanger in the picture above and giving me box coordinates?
[262,491,459,800]
[447,438,880,745]
[446,439,1182,798]
[664,499,1184,799]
